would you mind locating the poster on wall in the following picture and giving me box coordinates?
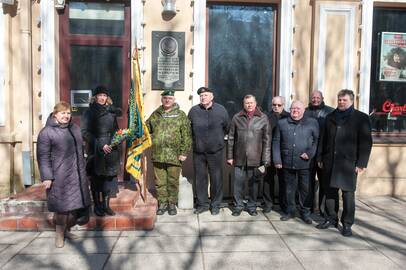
[152,31,185,90]
[379,32,406,82]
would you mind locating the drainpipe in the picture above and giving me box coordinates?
[20,0,33,186]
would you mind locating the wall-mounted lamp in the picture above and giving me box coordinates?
[55,0,65,10]
[162,0,176,17]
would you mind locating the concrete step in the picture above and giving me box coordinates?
[0,183,157,231]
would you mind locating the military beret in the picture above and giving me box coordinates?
[93,85,109,96]
[161,89,175,96]
[197,87,213,95]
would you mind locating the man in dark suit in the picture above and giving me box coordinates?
[316,89,372,237]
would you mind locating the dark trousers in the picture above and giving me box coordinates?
[306,163,324,214]
[91,175,114,193]
[325,187,355,227]
[283,168,311,217]
[263,166,286,212]
[193,150,224,209]
[233,166,262,211]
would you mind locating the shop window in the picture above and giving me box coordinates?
[207,4,276,118]
[370,8,406,139]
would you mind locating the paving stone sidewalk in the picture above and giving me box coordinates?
[0,196,405,270]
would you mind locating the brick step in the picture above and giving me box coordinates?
[0,183,157,231]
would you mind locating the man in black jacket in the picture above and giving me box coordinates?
[304,90,334,216]
[273,101,319,223]
[316,89,372,237]
[188,87,229,215]
[227,95,271,216]
[263,96,289,214]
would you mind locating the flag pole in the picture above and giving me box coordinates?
[143,154,148,201]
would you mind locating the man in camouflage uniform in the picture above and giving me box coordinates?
[146,90,192,215]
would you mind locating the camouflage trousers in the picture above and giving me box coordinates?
[153,162,181,205]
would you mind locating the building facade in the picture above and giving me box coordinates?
[0,0,405,197]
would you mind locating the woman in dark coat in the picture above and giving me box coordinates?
[37,102,91,248]
[81,85,122,216]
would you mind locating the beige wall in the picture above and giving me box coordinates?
[358,145,406,196]
[142,1,194,118]
[292,0,313,104]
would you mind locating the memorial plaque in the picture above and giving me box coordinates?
[152,31,185,90]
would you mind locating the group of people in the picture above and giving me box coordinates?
[149,87,372,239]
[36,85,372,248]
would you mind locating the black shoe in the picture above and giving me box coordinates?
[262,206,272,213]
[280,214,294,221]
[301,216,313,224]
[194,207,209,214]
[92,191,105,217]
[247,209,258,216]
[210,208,220,215]
[316,220,338,229]
[342,226,352,237]
[156,204,167,215]
[168,204,177,216]
[231,208,242,216]
[94,205,105,217]
[102,193,115,216]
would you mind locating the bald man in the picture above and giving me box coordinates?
[272,101,319,223]
[304,90,334,216]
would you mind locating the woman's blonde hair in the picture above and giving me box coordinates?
[52,102,71,116]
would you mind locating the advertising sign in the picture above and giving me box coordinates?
[379,32,406,82]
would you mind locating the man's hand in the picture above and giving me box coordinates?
[43,180,52,189]
[227,159,234,166]
[318,162,323,169]
[178,155,187,162]
[355,167,366,174]
[300,153,309,160]
[275,164,282,169]
[102,144,112,154]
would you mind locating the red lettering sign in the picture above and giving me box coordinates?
[382,100,406,116]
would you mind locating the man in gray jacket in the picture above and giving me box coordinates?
[227,95,271,216]
[273,101,319,223]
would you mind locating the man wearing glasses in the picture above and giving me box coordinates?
[262,96,289,214]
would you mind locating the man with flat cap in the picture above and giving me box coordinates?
[188,87,229,215]
[146,90,192,215]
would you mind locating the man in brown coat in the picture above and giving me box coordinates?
[227,95,271,216]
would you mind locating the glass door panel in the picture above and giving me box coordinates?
[70,45,123,115]
[208,5,276,117]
